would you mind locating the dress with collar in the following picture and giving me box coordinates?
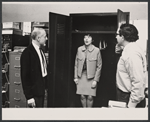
[74,44,102,96]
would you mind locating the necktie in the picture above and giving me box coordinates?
[39,48,46,73]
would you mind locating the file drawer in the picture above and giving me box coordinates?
[10,99,27,108]
[9,70,21,86]
[9,52,21,70]
[9,86,26,107]
[9,52,27,107]
[9,69,20,78]
[10,81,23,89]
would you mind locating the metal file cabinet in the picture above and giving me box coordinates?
[9,52,27,107]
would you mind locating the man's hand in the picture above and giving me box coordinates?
[115,44,123,54]
[145,88,148,98]
[27,98,36,108]
[127,100,137,108]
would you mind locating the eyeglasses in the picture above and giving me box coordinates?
[115,33,120,36]
[40,34,47,39]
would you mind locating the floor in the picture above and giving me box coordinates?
[44,90,47,107]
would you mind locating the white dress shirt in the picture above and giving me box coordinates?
[116,42,147,107]
[32,41,47,77]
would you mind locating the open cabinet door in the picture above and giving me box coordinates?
[117,9,130,28]
[116,9,130,61]
[48,12,70,107]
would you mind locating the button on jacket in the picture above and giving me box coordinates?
[74,45,102,82]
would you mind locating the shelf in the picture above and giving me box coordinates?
[2,51,7,53]
[72,30,116,34]
[2,70,7,73]
[2,28,23,35]
[2,90,6,93]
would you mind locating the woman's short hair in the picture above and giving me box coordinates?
[84,34,94,42]
[119,24,139,42]
[31,28,45,40]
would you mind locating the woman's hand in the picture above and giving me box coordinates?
[74,78,79,85]
[91,80,97,89]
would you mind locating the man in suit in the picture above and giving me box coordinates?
[20,28,48,107]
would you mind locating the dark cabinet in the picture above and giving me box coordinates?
[48,13,70,107]
[48,9,129,107]
[2,34,30,51]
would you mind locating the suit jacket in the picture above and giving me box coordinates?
[74,44,102,82]
[20,44,47,100]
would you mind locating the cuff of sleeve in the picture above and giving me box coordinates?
[74,75,78,79]
[74,78,78,82]
[94,79,99,82]
[27,98,35,104]
[128,100,138,108]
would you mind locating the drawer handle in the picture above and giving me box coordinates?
[15,89,20,93]
[14,65,20,69]
[14,81,21,85]
[15,73,20,77]
[15,105,20,108]
[14,98,21,101]
[15,57,20,60]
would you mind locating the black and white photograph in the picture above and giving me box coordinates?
[2,1,148,120]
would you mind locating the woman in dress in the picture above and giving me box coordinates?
[74,34,102,107]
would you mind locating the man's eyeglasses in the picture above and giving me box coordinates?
[40,35,47,39]
[115,33,121,36]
